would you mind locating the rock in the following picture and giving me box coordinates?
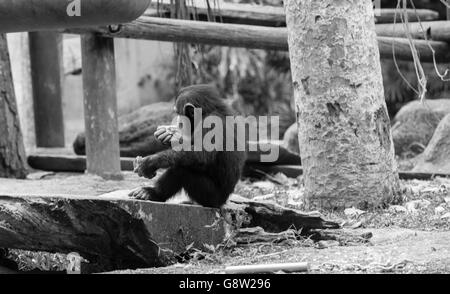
[252,181,276,191]
[420,187,441,194]
[282,123,300,155]
[392,99,450,155]
[350,221,363,229]
[73,102,174,157]
[26,171,55,180]
[413,114,450,174]
[441,212,450,220]
[405,199,431,212]
[444,197,450,204]
[272,172,291,186]
[317,240,340,249]
[388,205,407,213]
[435,206,446,215]
[344,207,366,218]
[253,194,276,202]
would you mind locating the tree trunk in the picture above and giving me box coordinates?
[284,0,400,209]
[0,34,28,179]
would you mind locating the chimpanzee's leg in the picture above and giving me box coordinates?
[181,171,228,208]
[129,167,183,201]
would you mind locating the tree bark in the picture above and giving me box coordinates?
[0,34,28,179]
[284,0,400,209]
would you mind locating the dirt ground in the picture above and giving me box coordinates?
[109,228,450,274]
[1,171,450,274]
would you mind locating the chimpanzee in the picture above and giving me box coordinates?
[129,84,247,208]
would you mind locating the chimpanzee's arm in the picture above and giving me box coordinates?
[136,149,216,179]
[152,149,215,168]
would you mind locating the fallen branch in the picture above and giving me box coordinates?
[226,195,339,232]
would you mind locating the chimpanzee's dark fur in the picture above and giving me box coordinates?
[129,84,247,208]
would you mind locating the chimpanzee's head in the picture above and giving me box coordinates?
[174,84,232,122]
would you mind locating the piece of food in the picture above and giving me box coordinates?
[133,156,144,173]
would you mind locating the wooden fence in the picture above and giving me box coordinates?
[26,3,450,178]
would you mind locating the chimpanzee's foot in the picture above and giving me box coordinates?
[128,187,162,201]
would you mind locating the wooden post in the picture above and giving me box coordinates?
[447,1,450,20]
[29,31,65,147]
[81,34,122,180]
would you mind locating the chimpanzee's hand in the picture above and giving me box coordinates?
[154,125,178,145]
[133,156,157,179]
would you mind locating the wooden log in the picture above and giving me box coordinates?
[0,34,28,179]
[27,153,450,181]
[146,1,439,26]
[0,0,150,33]
[232,227,298,244]
[376,21,450,42]
[378,36,450,62]
[146,2,287,27]
[374,8,439,24]
[81,34,122,180]
[0,193,226,271]
[66,16,287,51]
[65,17,450,62]
[29,31,65,147]
[0,191,338,271]
[227,196,339,232]
[27,152,134,172]
[27,142,301,174]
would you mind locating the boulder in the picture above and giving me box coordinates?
[73,102,174,157]
[413,113,450,173]
[392,99,450,155]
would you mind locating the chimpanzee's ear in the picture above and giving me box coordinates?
[183,103,195,119]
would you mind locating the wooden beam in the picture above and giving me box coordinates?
[447,0,450,20]
[378,36,450,62]
[376,21,450,41]
[27,152,134,172]
[145,2,286,27]
[67,16,287,51]
[29,31,65,147]
[65,17,450,62]
[145,2,439,26]
[81,34,122,180]
[375,8,439,23]
[27,153,450,181]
